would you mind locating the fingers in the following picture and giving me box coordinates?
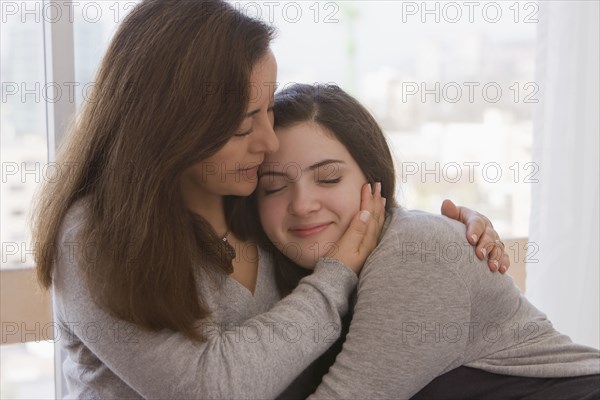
[360,182,375,214]
[442,202,487,246]
[487,239,504,269]
[443,201,511,274]
[347,209,372,242]
[359,181,385,235]
[456,206,492,259]
[474,225,497,261]
[328,182,386,275]
[490,240,510,273]
[361,188,382,253]
[370,182,386,231]
[327,208,371,275]
[499,252,511,273]
[465,213,488,248]
[481,239,511,273]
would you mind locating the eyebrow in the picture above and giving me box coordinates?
[259,159,346,178]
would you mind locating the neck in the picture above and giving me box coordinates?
[181,186,228,236]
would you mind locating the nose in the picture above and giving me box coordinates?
[288,185,321,217]
[249,112,279,154]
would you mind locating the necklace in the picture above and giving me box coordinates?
[221,230,236,260]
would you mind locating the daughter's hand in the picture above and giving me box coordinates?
[324,182,386,275]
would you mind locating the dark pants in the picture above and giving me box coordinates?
[411,366,600,400]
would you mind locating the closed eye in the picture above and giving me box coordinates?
[234,128,253,137]
[318,178,342,184]
[263,186,286,195]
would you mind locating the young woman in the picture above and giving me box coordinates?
[256,83,600,399]
[33,1,508,398]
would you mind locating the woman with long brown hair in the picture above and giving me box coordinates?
[33,1,508,398]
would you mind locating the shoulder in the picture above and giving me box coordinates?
[372,208,521,306]
[361,208,473,286]
[58,196,91,243]
[53,197,93,284]
[360,208,494,298]
[356,209,473,318]
[392,208,467,237]
[374,208,470,257]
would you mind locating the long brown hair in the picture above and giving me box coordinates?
[254,83,398,295]
[33,0,274,341]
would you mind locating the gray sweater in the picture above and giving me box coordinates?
[310,208,600,399]
[53,200,357,399]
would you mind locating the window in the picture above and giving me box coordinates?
[1,0,47,269]
[262,0,538,238]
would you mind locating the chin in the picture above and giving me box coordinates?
[229,182,257,196]
[296,258,318,271]
[280,236,341,270]
[275,243,317,270]
[295,247,327,270]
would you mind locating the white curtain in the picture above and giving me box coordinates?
[526,1,599,349]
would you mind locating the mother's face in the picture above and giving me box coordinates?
[180,50,278,201]
[257,121,368,269]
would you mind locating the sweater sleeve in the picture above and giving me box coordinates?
[309,211,473,399]
[52,207,358,399]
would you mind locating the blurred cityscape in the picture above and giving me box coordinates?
[2,1,537,269]
[1,1,537,397]
[270,1,537,237]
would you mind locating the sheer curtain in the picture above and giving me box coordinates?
[526,1,599,349]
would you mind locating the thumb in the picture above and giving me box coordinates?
[346,210,371,238]
[441,199,460,220]
[327,210,371,273]
[332,211,371,252]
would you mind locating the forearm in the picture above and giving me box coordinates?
[55,256,357,399]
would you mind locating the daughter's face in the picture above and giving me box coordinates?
[257,121,367,269]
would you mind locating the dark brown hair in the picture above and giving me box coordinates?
[253,83,398,295]
[33,0,274,341]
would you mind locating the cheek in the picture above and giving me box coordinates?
[332,184,363,228]
[258,196,286,241]
[183,162,211,186]
[336,201,360,236]
[206,142,246,171]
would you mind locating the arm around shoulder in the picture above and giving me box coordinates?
[53,215,358,399]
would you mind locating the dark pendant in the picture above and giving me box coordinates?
[223,239,236,261]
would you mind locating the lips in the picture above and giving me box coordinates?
[240,166,259,176]
[238,162,261,177]
[238,160,263,174]
[289,223,332,238]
